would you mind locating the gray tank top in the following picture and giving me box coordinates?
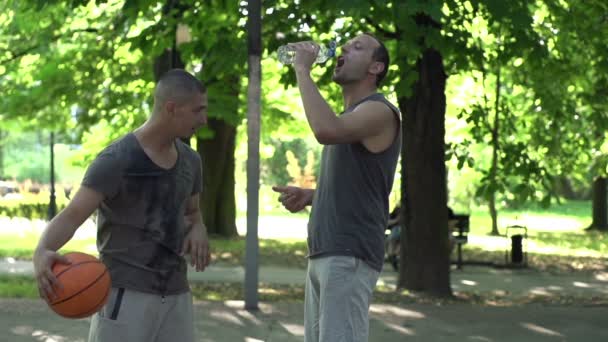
[307,93,402,271]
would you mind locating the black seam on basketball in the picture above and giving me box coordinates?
[51,269,109,306]
[54,260,101,278]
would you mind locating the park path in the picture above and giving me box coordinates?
[2,298,608,341]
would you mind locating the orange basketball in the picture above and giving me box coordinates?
[47,252,111,319]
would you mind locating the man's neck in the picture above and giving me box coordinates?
[134,116,175,153]
[341,83,378,110]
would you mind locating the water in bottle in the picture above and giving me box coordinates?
[277,40,337,65]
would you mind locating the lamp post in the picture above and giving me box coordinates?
[174,23,191,145]
[245,0,261,311]
[48,131,57,220]
[175,23,191,55]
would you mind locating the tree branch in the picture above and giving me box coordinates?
[476,37,492,132]
[0,28,99,65]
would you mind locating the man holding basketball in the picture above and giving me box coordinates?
[272,33,401,342]
[33,69,210,342]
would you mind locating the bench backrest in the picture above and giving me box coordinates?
[452,214,470,233]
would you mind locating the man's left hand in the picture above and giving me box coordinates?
[288,41,319,73]
[182,223,211,272]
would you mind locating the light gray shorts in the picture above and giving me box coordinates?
[304,255,380,342]
[88,287,194,342]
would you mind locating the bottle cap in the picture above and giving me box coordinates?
[327,40,337,57]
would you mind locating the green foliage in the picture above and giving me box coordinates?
[1,130,85,183]
[0,197,67,220]
[441,0,608,213]
[262,138,320,187]
[1,0,607,216]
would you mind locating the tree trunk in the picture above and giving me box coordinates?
[153,49,186,80]
[196,119,238,237]
[555,176,583,200]
[398,46,451,297]
[589,177,608,231]
[152,25,238,237]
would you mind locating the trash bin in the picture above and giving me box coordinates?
[511,234,524,264]
[505,225,528,268]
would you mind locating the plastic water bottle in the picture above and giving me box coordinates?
[277,40,337,65]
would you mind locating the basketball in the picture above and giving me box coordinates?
[47,252,111,319]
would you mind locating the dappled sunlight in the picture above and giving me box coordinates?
[236,216,308,239]
[467,234,512,252]
[235,308,263,325]
[524,280,608,296]
[595,272,608,282]
[501,216,584,232]
[279,322,304,336]
[224,300,247,308]
[376,273,397,290]
[370,304,425,319]
[528,286,559,296]
[210,309,245,326]
[524,244,603,258]
[467,232,606,258]
[224,300,292,318]
[260,286,287,295]
[468,336,494,341]
[11,325,85,342]
[520,322,564,337]
[375,281,397,291]
[194,301,307,340]
[449,267,608,300]
[382,321,415,335]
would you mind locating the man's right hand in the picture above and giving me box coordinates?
[32,186,104,301]
[272,185,314,213]
[33,249,71,302]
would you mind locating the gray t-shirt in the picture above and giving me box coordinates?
[307,93,402,272]
[82,133,202,295]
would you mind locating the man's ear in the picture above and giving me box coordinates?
[164,101,177,115]
[369,61,385,77]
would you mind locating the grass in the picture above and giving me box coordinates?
[203,237,309,268]
[5,201,604,266]
[467,200,593,235]
[0,233,310,269]
[460,247,607,274]
[0,275,39,298]
[457,200,608,259]
[0,230,98,260]
[0,276,413,303]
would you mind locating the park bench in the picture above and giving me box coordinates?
[450,214,470,269]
